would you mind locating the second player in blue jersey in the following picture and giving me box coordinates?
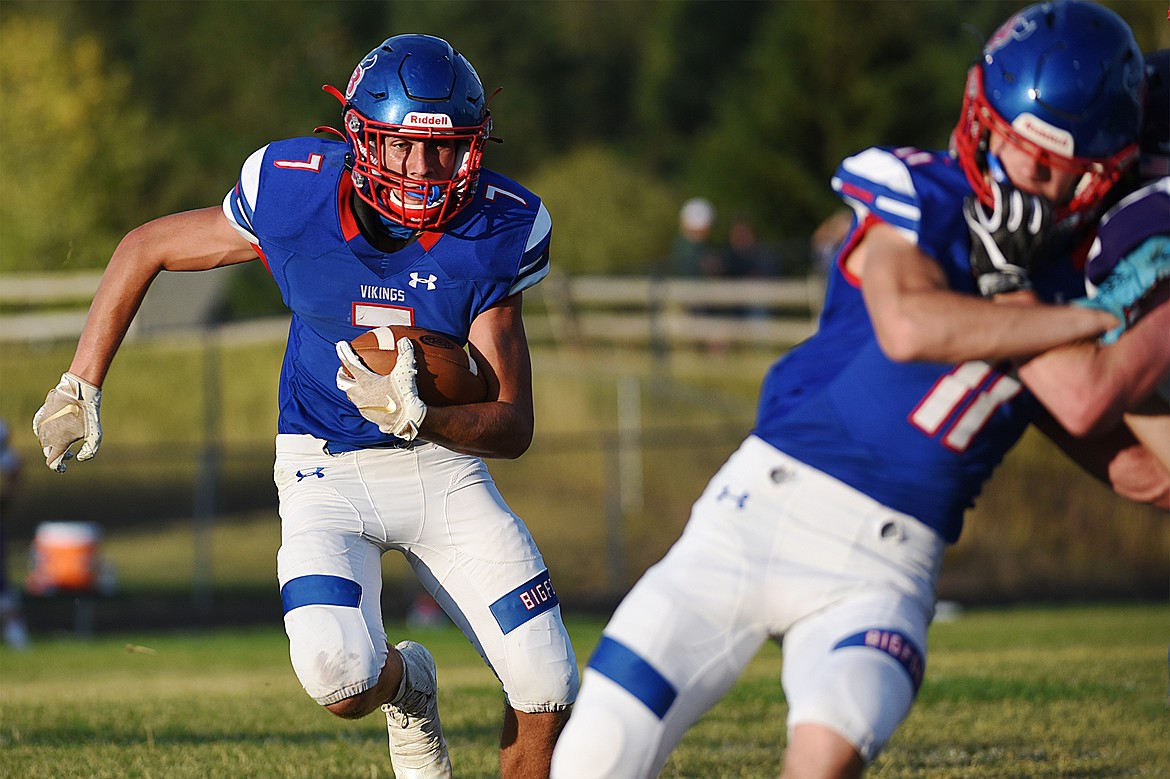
[551,4,1168,778]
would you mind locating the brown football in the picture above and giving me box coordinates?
[347,325,487,406]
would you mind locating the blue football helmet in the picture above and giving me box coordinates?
[952,1,1143,220]
[325,34,492,230]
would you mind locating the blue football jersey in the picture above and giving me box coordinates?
[753,147,1086,542]
[222,136,551,452]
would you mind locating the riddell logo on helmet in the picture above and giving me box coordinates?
[1012,113,1075,157]
[403,112,453,128]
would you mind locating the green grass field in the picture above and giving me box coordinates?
[1,604,1167,778]
[3,335,1169,777]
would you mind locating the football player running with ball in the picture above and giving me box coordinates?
[552,3,1168,778]
[33,35,577,779]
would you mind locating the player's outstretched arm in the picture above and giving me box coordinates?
[417,292,535,459]
[33,207,258,471]
[69,207,259,387]
[1017,286,1170,437]
[1124,402,1170,475]
[852,223,1118,364]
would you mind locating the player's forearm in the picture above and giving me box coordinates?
[421,401,534,459]
[1018,341,1124,437]
[1019,299,1170,437]
[68,209,258,387]
[856,224,1114,364]
[875,290,1113,364]
[1124,406,1170,476]
[1020,345,1162,438]
[449,295,536,458]
[68,229,166,387]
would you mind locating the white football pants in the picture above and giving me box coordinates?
[274,434,578,712]
[552,435,943,777]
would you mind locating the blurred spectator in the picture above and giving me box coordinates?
[723,216,778,279]
[669,197,719,277]
[718,216,779,319]
[0,419,29,649]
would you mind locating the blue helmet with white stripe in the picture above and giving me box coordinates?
[952,1,1143,220]
[326,34,493,230]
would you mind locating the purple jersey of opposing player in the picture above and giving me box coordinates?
[1085,178,1170,290]
[753,147,1086,542]
[222,136,550,452]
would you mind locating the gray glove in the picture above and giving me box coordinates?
[32,372,102,473]
[335,337,428,441]
[964,180,1055,296]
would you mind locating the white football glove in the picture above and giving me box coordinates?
[32,372,103,473]
[335,337,428,442]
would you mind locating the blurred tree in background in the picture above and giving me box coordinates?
[1,0,1164,284]
[0,11,169,271]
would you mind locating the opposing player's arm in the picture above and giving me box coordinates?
[851,223,1116,364]
[1034,406,1170,510]
[1124,400,1170,474]
[1017,286,1170,437]
[69,207,259,387]
[417,292,535,459]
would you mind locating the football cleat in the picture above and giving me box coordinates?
[381,641,452,779]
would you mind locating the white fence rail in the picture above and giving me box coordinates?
[530,274,823,347]
[0,271,824,347]
[0,271,105,304]
[0,272,102,343]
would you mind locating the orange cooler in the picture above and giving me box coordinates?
[26,521,101,595]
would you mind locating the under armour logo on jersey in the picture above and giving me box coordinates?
[716,485,749,509]
[296,468,325,482]
[409,272,437,290]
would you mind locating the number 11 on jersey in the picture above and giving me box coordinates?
[911,361,1022,452]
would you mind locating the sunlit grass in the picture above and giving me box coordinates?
[1,606,1166,778]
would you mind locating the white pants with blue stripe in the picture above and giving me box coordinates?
[274,434,578,711]
[551,436,943,777]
